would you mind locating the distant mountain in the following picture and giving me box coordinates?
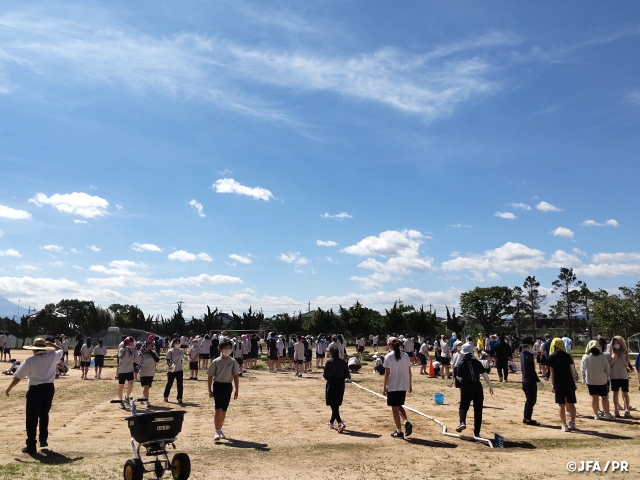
[0,295,23,320]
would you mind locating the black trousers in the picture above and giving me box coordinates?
[496,362,508,380]
[26,383,55,448]
[522,381,538,421]
[163,370,183,400]
[459,383,484,437]
[329,405,342,424]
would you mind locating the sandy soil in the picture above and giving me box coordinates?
[0,347,639,479]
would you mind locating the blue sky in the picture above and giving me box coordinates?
[0,1,639,319]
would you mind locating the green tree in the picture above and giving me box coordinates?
[271,312,303,337]
[406,305,439,338]
[446,306,465,337]
[108,304,149,330]
[339,301,382,337]
[619,282,640,333]
[551,268,584,336]
[57,299,99,334]
[592,290,626,336]
[460,286,513,333]
[510,286,528,337]
[308,307,341,336]
[384,301,412,334]
[230,306,264,331]
[523,275,545,338]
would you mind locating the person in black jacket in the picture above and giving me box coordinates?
[491,334,513,382]
[323,346,351,433]
[520,337,541,425]
[455,344,493,437]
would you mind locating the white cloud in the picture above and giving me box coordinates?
[116,204,124,211]
[229,254,251,264]
[536,201,562,212]
[0,249,21,257]
[494,212,516,220]
[278,252,309,265]
[321,212,352,220]
[188,199,205,217]
[553,227,574,238]
[581,219,619,227]
[89,245,100,252]
[317,240,337,247]
[16,265,39,271]
[168,250,212,262]
[510,202,531,210]
[0,204,32,220]
[70,248,79,254]
[217,169,233,176]
[606,219,620,227]
[41,244,64,252]
[573,248,587,257]
[447,223,471,228]
[592,252,640,263]
[74,219,89,224]
[325,257,338,264]
[212,178,274,201]
[0,230,3,237]
[131,242,163,252]
[50,261,63,267]
[29,192,109,218]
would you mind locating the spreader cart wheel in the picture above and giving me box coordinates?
[171,453,191,480]
[123,458,144,480]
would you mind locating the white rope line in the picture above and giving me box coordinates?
[349,381,494,448]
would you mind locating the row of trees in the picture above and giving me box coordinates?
[1,268,638,341]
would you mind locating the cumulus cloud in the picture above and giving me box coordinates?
[342,230,434,289]
[29,192,109,218]
[212,178,274,201]
[447,223,471,228]
[321,212,352,220]
[510,203,531,210]
[317,240,337,247]
[188,199,205,217]
[41,244,64,252]
[89,245,100,252]
[229,254,252,264]
[536,201,561,212]
[168,250,212,262]
[131,242,163,252]
[16,265,39,271]
[74,219,89,224]
[278,252,309,265]
[553,227,574,238]
[0,249,21,257]
[581,219,619,227]
[0,204,32,220]
[494,212,516,220]
[0,230,3,237]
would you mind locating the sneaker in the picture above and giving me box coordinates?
[390,430,404,438]
[177,399,183,405]
[601,412,614,420]
[22,446,37,454]
[455,422,466,433]
[164,397,169,402]
[94,374,97,379]
[219,430,226,439]
[615,410,621,418]
[214,431,221,441]
[40,440,48,448]
[561,424,570,432]
[119,402,125,410]
[337,423,345,433]
[146,401,151,407]
[327,422,335,429]
[593,415,600,420]
[625,410,631,418]
[568,420,576,430]
[404,421,413,437]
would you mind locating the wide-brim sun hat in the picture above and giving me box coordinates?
[461,344,474,355]
[24,338,56,351]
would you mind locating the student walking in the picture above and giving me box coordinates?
[548,338,578,431]
[581,340,612,420]
[118,337,138,409]
[293,335,305,377]
[491,335,513,382]
[200,334,212,370]
[207,339,240,441]
[73,333,83,369]
[138,338,159,406]
[232,337,245,375]
[520,337,540,425]
[189,338,199,380]
[455,344,493,437]
[383,337,413,438]
[80,337,94,380]
[316,335,326,368]
[607,336,631,417]
[93,339,107,379]
[164,338,184,404]
[324,346,350,432]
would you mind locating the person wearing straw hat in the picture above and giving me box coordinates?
[455,343,493,437]
[548,337,578,431]
[5,338,63,454]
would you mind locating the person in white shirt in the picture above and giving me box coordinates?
[6,338,63,453]
[93,339,107,379]
[356,337,366,361]
[80,337,94,380]
[562,334,572,355]
[404,335,416,365]
[232,337,245,374]
[138,339,159,407]
[118,336,139,408]
[1,331,12,362]
[418,341,431,375]
[440,337,452,378]
[61,335,69,362]
[315,335,326,368]
[164,338,184,404]
[293,336,306,377]
[276,335,285,370]
[327,336,342,360]
[189,338,200,380]
[383,337,413,439]
[372,334,379,353]
[199,334,212,370]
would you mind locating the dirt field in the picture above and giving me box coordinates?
[0,347,639,479]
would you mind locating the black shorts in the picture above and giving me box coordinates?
[406,351,415,358]
[118,372,134,384]
[587,383,609,397]
[440,357,451,366]
[200,354,210,360]
[610,379,629,393]
[213,382,233,411]
[3,348,10,354]
[386,390,406,407]
[250,351,259,359]
[80,361,91,367]
[357,346,364,353]
[305,351,312,362]
[243,354,248,360]
[134,364,140,374]
[189,361,198,371]
[295,359,304,365]
[94,355,104,367]
[554,384,577,404]
[140,376,154,387]
[235,357,243,366]
[417,353,427,365]
[316,353,325,358]
[539,356,548,366]
[372,343,378,348]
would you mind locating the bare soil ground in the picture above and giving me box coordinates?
[0,347,639,479]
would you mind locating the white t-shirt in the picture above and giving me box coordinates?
[93,345,107,356]
[294,341,305,361]
[404,338,414,353]
[80,344,94,362]
[420,343,430,355]
[14,349,64,386]
[276,338,284,356]
[189,344,199,361]
[383,351,411,392]
[372,335,379,345]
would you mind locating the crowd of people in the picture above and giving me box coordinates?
[3,328,639,454]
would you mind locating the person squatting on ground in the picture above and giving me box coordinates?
[138,338,159,406]
[189,338,199,380]
[164,338,184,404]
[606,336,632,418]
[80,337,94,380]
[455,344,493,437]
[383,337,413,439]
[93,339,107,379]
[118,336,139,408]
[520,337,540,425]
[324,346,350,433]
[5,338,63,454]
[581,340,612,420]
[207,339,240,441]
[548,337,578,432]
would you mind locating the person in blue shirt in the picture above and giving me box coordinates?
[449,333,457,350]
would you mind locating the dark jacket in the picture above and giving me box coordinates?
[520,349,540,383]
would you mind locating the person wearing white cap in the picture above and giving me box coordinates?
[5,338,63,453]
[455,343,493,437]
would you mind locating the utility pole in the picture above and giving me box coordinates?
[308,301,310,313]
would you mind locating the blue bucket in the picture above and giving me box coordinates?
[434,393,445,405]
